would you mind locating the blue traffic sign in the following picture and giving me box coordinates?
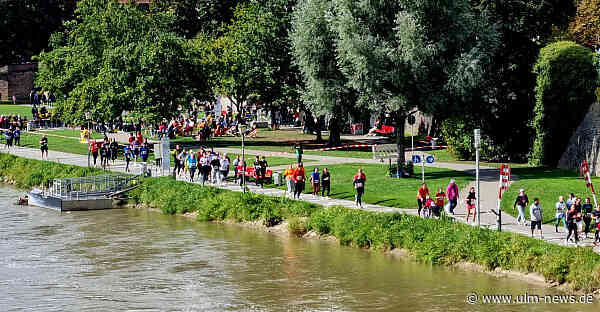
[412,155,422,164]
[426,155,435,164]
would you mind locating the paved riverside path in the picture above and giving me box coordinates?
[1,143,597,251]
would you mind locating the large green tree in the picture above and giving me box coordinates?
[35,0,190,124]
[0,0,77,64]
[209,1,300,125]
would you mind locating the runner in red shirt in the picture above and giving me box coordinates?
[90,140,100,167]
[293,163,306,199]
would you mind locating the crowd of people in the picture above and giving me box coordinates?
[171,144,231,184]
[513,190,600,246]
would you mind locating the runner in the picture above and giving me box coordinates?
[310,168,320,196]
[529,198,543,239]
[582,198,593,239]
[4,128,13,149]
[283,164,295,196]
[416,183,429,217]
[123,145,133,172]
[446,179,459,215]
[321,168,331,197]
[219,154,229,184]
[110,139,119,164]
[513,189,529,226]
[210,153,220,184]
[39,135,48,159]
[200,152,211,185]
[434,188,445,218]
[100,143,109,169]
[172,144,183,176]
[555,196,567,233]
[423,195,436,218]
[293,163,306,200]
[592,205,600,246]
[566,204,579,245]
[353,168,366,208]
[187,150,197,182]
[233,155,241,184]
[13,127,20,146]
[90,140,99,167]
[465,186,476,223]
[253,156,263,187]
[260,156,268,186]
[140,143,149,163]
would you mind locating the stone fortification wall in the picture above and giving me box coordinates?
[558,101,600,175]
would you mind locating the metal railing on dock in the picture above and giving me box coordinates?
[49,174,139,200]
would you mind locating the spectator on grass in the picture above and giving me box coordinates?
[417,183,429,217]
[530,198,543,239]
[310,168,321,196]
[555,196,567,233]
[321,168,331,197]
[446,180,459,215]
[353,168,366,208]
[465,186,476,223]
[513,189,529,226]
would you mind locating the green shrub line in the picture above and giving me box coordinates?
[132,177,600,293]
[1,153,599,292]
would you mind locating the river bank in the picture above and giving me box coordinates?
[1,152,599,295]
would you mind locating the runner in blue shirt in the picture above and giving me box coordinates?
[123,146,133,172]
[140,143,149,163]
[310,168,321,196]
[187,151,198,182]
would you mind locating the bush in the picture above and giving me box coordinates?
[530,41,598,166]
[440,117,497,160]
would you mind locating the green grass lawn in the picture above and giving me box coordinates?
[0,104,34,119]
[267,163,472,209]
[500,167,599,223]
[41,129,104,140]
[17,131,91,155]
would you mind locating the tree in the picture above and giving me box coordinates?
[569,0,600,49]
[34,0,190,124]
[209,2,300,126]
[291,0,355,146]
[331,0,499,170]
[0,0,77,64]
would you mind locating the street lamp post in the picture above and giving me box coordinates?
[474,129,481,227]
[239,123,246,192]
[85,112,91,167]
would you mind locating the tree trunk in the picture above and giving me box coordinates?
[270,106,277,130]
[395,114,406,177]
[315,116,323,143]
[328,116,341,146]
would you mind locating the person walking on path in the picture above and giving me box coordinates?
[260,156,268,187]
[353,168,366,208]
[123,145,133,172]
[110,139,119,164]
[530,198,543,239]
[446,180,459,215]
[90,140,99,167]
[294,143,303,164]
[187,151,198,182]
[233,155,241,184]
[417,183,430,217]
[434,188,445,218]
[555,196,567,233]
[253,156,263,187]
[566,204,579,245]
[465,186,477,223]
[4,128,13,149]
[513,189,529,226]
[592,205,600,246]
[284,165,295,196]
[582,197,593,239]
[140,143,149,163]
[172,144,183,176]
[321,168,331,197]
[13,127,20,146]
[39,135,48,159]
[219,154,230,185]
[293,163,306,200]
[310,168,321,196]
[100,143,109,169]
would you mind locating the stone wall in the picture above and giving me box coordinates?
[558,101,600,175]
[0,64,36,101]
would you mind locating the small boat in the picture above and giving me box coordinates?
[27,174,138,212]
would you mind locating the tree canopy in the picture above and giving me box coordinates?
[35,0,190,124]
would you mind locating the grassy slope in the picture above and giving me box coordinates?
[0,104,34,119]
[501,167,600,223]
[267,163,472,209]
[132,177,600,292]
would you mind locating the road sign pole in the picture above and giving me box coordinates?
[421,153,425,183]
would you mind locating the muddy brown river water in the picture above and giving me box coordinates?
[0,186,598,311]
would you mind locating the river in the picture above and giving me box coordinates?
[0,186,597,311]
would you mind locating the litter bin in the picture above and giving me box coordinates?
[273,172,282,186]
[431,138,438,148]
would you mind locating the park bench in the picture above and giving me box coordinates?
[236,166,273,183]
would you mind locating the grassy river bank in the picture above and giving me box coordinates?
[1,152,599,294]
